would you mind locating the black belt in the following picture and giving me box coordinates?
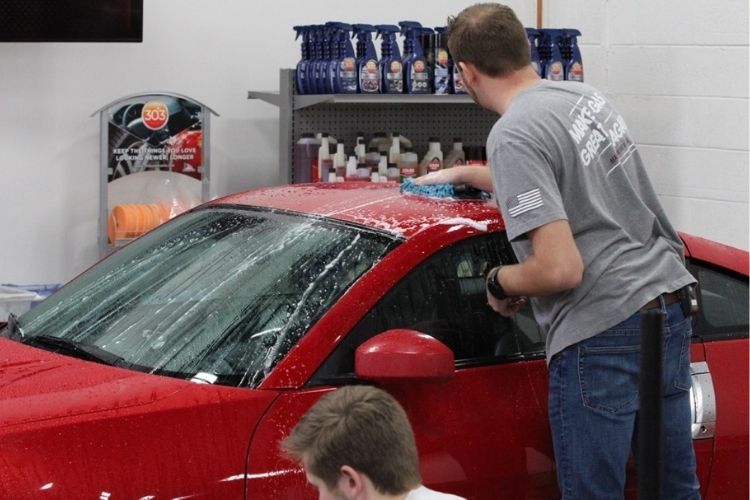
[640,291,680,312]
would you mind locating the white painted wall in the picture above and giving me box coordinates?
[0,0,747,285]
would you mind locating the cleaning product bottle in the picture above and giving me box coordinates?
[317,133,331,182]
[378,151,388,180]
[294,26,311,95]
[525,27,542,77]
[433,27,452,94]
[419,137,443,175]
[420,27,435,93]
[306,25,322,94]
[542,29,564,81]
[346,155,357,181]
[319,24,335,93]
[563,29,584,82]
[354,133,367,162]
[389,132,400,164]
[369,132,391,154]
[387,131,413,150]
[399,21,430,94]
[398,148,419,181]
[362,147,380,180]
[334,143,346,181]
[294,132,319,183]
[375,25,403,93]
[329,22,357,93]
[352,24,380,93]
[444,137,466,168]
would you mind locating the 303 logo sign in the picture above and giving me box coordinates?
[141,101,169,130]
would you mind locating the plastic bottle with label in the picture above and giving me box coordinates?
[444,137,466,168]
[398,148,419,181]
[563,29,584,82]
[433,27,452,94]
[419,137,443,176]
[294,26,311,95]
[399,21,430,94]
[375,25,403,94]
[318,133,331,181]
[526,28,542,77]
[294,132,319,183]
[360,147,379,180]
[352,24,380,93]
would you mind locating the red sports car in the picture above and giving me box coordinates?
[1,183,747,499]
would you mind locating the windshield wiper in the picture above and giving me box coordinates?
[22,335,127,367]
[4,313,25,340]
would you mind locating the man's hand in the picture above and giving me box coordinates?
[487,293,527,317]
[414,166,494,192]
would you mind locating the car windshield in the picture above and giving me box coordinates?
[13,206,399,387]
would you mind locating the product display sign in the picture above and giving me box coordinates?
[93,92,218,256]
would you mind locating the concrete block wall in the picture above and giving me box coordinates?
[0,0,747,285]
[547,0,749,251]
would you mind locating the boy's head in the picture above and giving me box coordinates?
[281,385,421,498]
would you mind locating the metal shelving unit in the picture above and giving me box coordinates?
[249,69,499,184]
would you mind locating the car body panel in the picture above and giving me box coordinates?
[702,339,750,498]
[0,339,279,498]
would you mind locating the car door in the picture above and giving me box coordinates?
[686,259,749,498]
[310,232,558,499]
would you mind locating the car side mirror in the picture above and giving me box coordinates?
[355,329,455,383]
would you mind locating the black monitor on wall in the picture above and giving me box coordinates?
[0,0,143,42]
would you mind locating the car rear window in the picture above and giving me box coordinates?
[14,206,399,387]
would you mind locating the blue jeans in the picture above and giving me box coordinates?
[548,300,701,499]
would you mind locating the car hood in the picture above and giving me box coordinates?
[0,337,191,429]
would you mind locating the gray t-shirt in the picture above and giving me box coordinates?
[487,80,695,362]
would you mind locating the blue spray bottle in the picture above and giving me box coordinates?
[294,26,311,95]
[317,24,335,93]
[375,25,403,94]
[433,27,452,94]
[308,25,325,94]
[542,29,565,81]
[328,22,357,93]
[525,28,542,77]
[352,24,380,93]
[563,29,584,82]
[398,21,430,94]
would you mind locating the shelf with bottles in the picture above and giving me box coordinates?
[248,88,476,110]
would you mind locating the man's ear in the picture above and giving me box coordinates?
[459,61,478,86]
[337,465,366,497]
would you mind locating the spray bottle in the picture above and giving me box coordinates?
[318,24,335,93]
[541,29,564,81]
[294,26,311,95]
[433,27,452,94]
[399,21,430,94]
[376,25,403,94]
[352,24,380,93]
[563,29,584,82]
[420,27,435,93]
[329,22,357,93]
[306,26,322,94]
[525,28,542,77]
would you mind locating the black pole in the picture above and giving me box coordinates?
[638,309,664,500]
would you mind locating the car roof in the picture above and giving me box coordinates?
[211,182,505,239]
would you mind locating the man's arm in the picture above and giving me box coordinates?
[488,219,583,316]
[414,166,494,192]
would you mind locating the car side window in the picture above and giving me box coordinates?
[311,233,545,384]
[689,260,749,340]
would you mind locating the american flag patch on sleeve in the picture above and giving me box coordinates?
[508,188,543,218]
